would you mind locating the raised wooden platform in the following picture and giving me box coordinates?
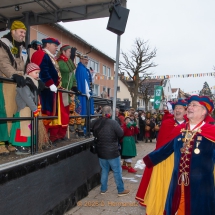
[0,138,101,215]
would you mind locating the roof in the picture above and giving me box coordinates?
[0,0,127,30]
[141,79,163,84]
[52,23,115,62]
[172,88,179,93]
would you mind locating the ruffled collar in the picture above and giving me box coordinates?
[43,48,55,58]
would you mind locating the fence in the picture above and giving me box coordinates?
[0,76,112,155]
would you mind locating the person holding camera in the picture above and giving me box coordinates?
[90,106,130,196]
[57,44,82,136]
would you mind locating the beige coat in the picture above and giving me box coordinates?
[0,38,27,133]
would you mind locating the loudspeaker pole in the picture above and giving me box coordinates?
[112,35,121,120]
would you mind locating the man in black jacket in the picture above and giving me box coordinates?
[91,106,130,196]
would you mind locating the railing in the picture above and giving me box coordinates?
[0,76,112,155]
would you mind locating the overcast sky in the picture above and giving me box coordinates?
[60,0,215,94]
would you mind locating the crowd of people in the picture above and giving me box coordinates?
[0,20,94,155]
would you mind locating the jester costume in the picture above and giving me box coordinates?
[31,38,69,142]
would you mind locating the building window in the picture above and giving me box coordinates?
[107,67,111,77]
[117,86,120,92]
[89,58,99,72]
[37,31,48,42]
[93,84,99,96]
[75,56,80,64]
[75,51,82,65]
[103,65,106,76]
[107,88,111,97]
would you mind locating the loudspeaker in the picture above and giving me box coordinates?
[107,4,130,35]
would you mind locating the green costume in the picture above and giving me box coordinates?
[58,58,76,90]
[0,82,9,141]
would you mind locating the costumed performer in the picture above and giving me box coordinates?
[57,44,82,137]
[121,116,139,173]
[31,37,69,143]
[143,95,215,215]
[136,99,188,214]
[75,54,94,127]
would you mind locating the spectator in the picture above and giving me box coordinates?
[115,108,121,126]
[138,111,145,141]
[0,20,28,155]
[118,107,125,126]
[9,63,44,154]
[134,112,139,143]
[90,106,130,196]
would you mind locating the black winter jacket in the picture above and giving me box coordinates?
[90,117,124,159]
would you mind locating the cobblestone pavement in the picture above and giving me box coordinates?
[65,140,156,215]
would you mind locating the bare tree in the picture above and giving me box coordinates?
[120,38,157,109]
[140,82,153,111]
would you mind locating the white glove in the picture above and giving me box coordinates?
[49,84,57,93]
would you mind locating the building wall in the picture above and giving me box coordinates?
[117,80,132,105]
[29,24,114,97]
[162,79,172,101]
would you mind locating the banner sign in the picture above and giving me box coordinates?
[154,86,163,109]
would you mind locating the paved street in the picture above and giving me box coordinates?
[66,141,156,215]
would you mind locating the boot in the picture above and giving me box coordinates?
[145,138,148,143]
[77,124,84,137]
[7,145,16,152]
[0,145,10,155]
[77,124,83,131]
[150,139,152,143]
[69,125,75,132]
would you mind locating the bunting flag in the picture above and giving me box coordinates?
[94,72,215,81]
[181,86,215,95]
[149,72,215,79]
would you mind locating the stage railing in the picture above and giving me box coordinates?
[0,76,112,155]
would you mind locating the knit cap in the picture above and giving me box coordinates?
[11,21,27,31]
[26,63,40,74]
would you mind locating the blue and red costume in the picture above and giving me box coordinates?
[135,114,187,206]
[143,122,215,215]
[31,38,69,142]
[141,96,215,215]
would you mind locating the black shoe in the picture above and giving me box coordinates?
[15,146,30,155]
[150,139,152,143]
[61,137,70,141]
